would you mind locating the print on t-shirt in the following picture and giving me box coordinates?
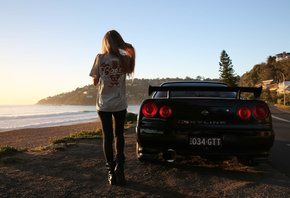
[101,61,123,87]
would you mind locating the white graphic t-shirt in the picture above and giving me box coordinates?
[89,53,127,112]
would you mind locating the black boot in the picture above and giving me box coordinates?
[106,162,116,185]
[115,154,126,185]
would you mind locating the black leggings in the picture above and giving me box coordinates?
[97,109,127,163]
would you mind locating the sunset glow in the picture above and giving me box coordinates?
[1,0,289,105]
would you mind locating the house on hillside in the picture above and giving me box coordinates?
[277,81,290,94]
[262,79,274,87]
[262,79,278,91]
[276,52,290,62]
[268,83,278,91]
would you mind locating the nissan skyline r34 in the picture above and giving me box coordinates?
[136,82,274,165]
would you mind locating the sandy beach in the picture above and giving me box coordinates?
[0,121,101,149]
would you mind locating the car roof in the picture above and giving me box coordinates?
[160,81,229,87]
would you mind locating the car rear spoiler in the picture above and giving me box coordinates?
[148,85,263,99]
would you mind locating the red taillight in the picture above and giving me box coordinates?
[159,106,172,118]
[142,102,158,117]
[253,104,268,119]
[238,107,251,119]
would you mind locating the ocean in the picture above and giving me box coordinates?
[0,105,140,132]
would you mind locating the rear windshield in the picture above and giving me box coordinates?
[154,90,236,98]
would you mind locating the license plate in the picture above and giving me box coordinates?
[189,137,222,146]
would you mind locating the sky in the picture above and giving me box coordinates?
[0,0,290,105]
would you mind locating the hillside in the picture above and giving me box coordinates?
[239,57,290,87]
[37,57,290,106]
[238,58,290,104]
[36,77,218,105]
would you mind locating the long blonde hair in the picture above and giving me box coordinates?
[102,30,135,75]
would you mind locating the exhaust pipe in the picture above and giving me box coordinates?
[162,149,176,162]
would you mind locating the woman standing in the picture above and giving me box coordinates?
[89,30,135,185]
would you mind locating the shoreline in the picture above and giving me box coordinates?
[0,120,101,149]
[0,119,99,133]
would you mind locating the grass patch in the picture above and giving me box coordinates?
[70,128,103,139]
[0,146,20,164]
[0,146,18,157]
[275,104,290,111]
[49,128,103,145]
[124,121,135,130]
[124,112,137,130]
[48,117,136,148]
[1,116,137,158]
[51,145,66,151]
[18,147,29,152]
[125,112,137,123]
[33,145,47,152]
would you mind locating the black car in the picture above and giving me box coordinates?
[136,82,274,164]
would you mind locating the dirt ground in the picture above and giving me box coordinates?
[1,126,290,197]
[0,121,102,149]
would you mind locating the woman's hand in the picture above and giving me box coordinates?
[93,78,99,86]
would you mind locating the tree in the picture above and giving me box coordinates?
[267,56,276,65]
[196,75,204,81]
[219,50,238,86]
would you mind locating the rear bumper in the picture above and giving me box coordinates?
[136,126,274,157]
